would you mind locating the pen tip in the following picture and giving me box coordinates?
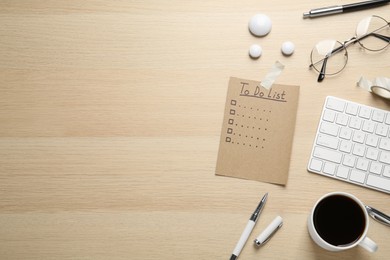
[254,239,262,246]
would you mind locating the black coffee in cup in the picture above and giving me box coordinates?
[313,194,366,246]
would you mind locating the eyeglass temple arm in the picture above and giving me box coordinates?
[357,31,390,42]
[317,59,327,82]
[371,33,390,43]
[316,44,346,82]
[356,20,390,42]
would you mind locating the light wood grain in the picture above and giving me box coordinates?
[1,1,389,259]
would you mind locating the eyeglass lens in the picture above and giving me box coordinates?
[310,40,348,76]
[356,15,390,51]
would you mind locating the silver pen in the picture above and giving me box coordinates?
[365,205,390,227]
[230,193,268,260]
[303,0,390,19]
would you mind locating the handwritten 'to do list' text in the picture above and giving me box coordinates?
[239,81,287,102]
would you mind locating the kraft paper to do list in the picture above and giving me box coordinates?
[215,77,300,185]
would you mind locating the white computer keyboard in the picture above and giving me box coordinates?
[308,96,390,194]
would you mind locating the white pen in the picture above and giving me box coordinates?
[254,216,283,246]
[230,193,268,260]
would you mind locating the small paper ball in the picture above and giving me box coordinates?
[249,14,272,37]
[249,44,262,59]
[281,41,295,56]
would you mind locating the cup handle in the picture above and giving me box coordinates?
[358,237,378,252]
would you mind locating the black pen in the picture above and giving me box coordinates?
[303,0,390,18]
[230,193,268,260]
[365,205,390,227]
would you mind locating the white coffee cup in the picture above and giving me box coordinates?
[307,192,377,252]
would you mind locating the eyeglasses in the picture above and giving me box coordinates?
[310,15,390,82]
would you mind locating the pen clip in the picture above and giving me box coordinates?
[254,222,283,246]
[366,205,390,227]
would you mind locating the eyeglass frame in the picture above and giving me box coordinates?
[309,15,390,82]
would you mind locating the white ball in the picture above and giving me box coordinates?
[248,14,272,37]
[249,44,262,59]
[281,41,295,56]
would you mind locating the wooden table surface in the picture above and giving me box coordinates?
[1,1,389,259]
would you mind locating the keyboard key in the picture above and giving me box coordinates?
[343,154,356,167]
[379,151,390,164]
[384,165,390,178]
[339,140,352,153]
[349,117,362,129]
[362,120,375,133]
[359,106,371,119]
[309,158,322,172]
[323,109,336,122]
[326,97,345,112]
[356,158,369,171]
[336,113,349,126]
[316,133,339,149]
[352,131,365,144]
[323,162,336,175]
[372,110,385,122]
[367,174,390,192]
[339,127,352,140]
[352,144,365,157]
[366,147,379,160]
[379,138,390,151]
[346,102,359,115]
[336,166,349,179]
[350,170,366,184]
[313,146,342,164]
[366,134,379,147]
[376,124,389,137]
[369,162,382,175]
[386,113,390,125]
[319,122,339,136]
